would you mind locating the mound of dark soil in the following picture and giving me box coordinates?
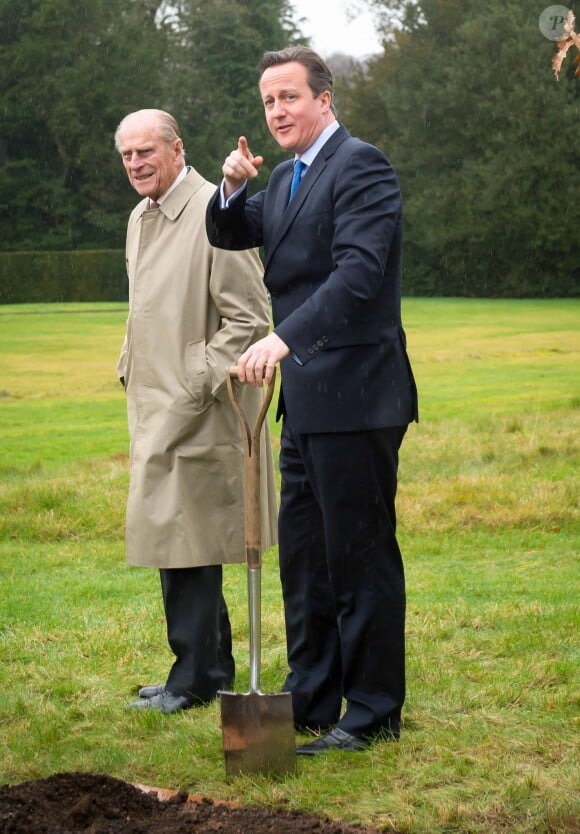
[0,772,384,834]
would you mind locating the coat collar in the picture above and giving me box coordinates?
[136,168,207,222]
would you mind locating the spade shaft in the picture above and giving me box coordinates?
[220,367,295,777]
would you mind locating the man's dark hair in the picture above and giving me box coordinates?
[259,46,336,114]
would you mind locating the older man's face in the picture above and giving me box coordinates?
[118,115,183,200]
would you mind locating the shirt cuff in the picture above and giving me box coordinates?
[219,180,247,209]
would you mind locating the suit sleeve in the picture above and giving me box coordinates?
[206,187,265,251]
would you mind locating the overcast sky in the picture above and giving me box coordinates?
[290,0,382,58]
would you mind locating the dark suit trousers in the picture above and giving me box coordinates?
[159,565,235,703]
[278,419,407,738]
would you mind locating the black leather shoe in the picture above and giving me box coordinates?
[296,727,370,756]
[138,684,165,699]
[127,691,192,714]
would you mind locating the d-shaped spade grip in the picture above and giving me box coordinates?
[226,366,276,570]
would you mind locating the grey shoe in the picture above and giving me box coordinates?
[296,727,370,756]
[127,691,192,714]
[138,684,165,699]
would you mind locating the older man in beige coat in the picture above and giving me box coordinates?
[115,109,277,713]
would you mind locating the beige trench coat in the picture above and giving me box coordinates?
[117,168,278,568]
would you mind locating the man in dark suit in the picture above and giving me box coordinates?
[206,46,418,754]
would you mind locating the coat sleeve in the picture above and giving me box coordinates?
[116,332,128,383]
[204,243,270,402]
[116,227,133,383]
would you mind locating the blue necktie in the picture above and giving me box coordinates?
[289,159,306,201]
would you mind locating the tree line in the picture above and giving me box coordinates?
[0,0,578,297]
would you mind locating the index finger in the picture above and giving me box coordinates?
[238,136,251,159]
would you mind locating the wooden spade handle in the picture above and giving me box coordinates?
[226,366,276,569]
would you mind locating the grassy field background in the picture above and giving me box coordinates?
[0,299,578,833]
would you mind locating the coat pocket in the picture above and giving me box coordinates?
[185,339,213,413]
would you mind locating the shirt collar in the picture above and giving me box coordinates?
[296,120,340,168]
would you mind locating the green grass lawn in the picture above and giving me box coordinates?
[0,299,578,833]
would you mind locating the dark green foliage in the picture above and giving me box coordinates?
[0,0,578,297]
[0,0,299,251]
[0,0,169,250]
[161,0,305,188]
[0,250,126,302]
[340,0,580,297]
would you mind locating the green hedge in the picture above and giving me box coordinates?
[0,250,127,303]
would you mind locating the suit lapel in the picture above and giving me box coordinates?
[269,160,294,229]
[264,126,351,268]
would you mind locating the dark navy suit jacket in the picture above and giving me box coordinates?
[206,124,418,433]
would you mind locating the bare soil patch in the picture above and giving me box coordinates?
[0,772,388,833]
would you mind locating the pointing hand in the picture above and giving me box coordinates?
[222,136,264,198]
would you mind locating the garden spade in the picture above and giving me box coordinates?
[220,367,296,778]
